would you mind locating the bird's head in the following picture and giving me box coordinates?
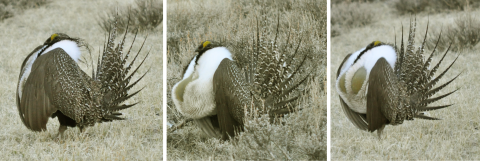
[195,40,222,53]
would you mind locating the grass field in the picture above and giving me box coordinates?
[0,0,162,160]
[167,0,327,160]
[331,2,480,160]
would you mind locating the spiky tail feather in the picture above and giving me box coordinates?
[95,17,150,120]
[244,14,311,116]
[395,19,459,121]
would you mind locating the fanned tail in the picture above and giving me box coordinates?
[246,14,311,116]
[95,17,149,120]
[396,18,459,120]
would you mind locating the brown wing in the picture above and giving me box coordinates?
[366,58,395,132]
[336,53,368,130]
[339,97,368,130]
[16,45,45,112]
[18,48,86,131]
[213,58,250,140]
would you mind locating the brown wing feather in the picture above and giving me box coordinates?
[19,48,92,131]
[367,58,395,132]
[16,45,45,117]
[339,97,368,130]
[213,58,249,140]
[19,49,59,131]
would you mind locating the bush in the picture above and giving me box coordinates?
[394,0,429,15]
[98,0,162,33]
[331,0,379,4]
[0,0,48,21]
[395,0,479,15]
[427,14,480,52]
[430,0,476,11]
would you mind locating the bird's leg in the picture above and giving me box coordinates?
[376,125,386,140]
[79,126,85,133]
[57,125,68,138]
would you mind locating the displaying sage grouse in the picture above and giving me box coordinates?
[335,19,459,138]
[172,20,310,140]
[16,27,148,137]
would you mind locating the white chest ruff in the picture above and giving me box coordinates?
[336,45,396,113]
[18,40,81,101]
[172,47,233,119]
[176,71,217,119]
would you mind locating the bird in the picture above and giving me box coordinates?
[171,18,310,140]
[16,23,149,137]
[335,19,460,138]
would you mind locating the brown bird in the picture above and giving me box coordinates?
[16,24,149,137]
[336,19,460,138]
[172,17,310,140]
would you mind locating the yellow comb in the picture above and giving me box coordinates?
[50,33,58,41]
[202,41,211,48]
[373,41,381,46]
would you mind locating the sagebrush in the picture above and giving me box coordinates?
[427,14,480,51]
[0,0,47,21]
[98,0,162,33]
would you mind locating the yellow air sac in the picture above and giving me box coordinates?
[351,67,366,94]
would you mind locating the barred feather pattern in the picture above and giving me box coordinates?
[94,20,149,119]
[243,15,309,114]
[389,19,459,123]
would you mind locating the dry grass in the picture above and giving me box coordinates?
[394,0,429,15]
[167,0,326,160]
[394,0,480,14]
[331,3,480,160]
[98,0,163,34]
[331,2,389,37]
[426,13,480,52]
[0,0,162,160]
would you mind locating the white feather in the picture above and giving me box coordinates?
[17,40,81,101]
[339,45,396,78]
[42,40,82,62]
[172,47,233,119]
[183,56,197,79]
[336,45,397,113]
[17,46,46,100]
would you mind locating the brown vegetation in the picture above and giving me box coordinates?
[98,0,162,33]
[167,0,326,160]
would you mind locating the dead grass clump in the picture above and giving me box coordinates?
[0,0,47,9]
[394,0,429,15]
[331,2,376,37]
[427,14,480,51]
[98,0,162,33]
[395,0,479,14]
[0,0,48,21]
[430,0,477,11]
[331,0,379,4]
[0,4,14,21]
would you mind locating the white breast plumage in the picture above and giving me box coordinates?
[336,45,396,113]
[171,47,232,119]
[17,40,81,101]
